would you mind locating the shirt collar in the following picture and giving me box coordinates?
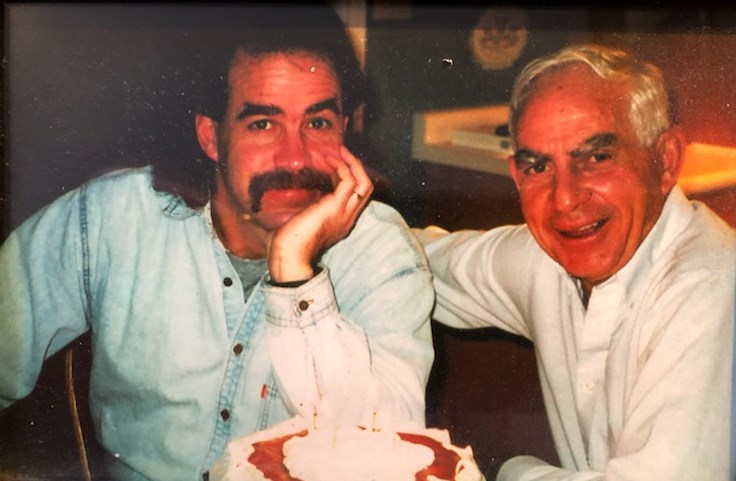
[592,184,694,304]
[156,191,220,239]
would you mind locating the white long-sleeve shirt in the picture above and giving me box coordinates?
[420,186,735,481]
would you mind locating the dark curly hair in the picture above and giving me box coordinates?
[151,4,368,208]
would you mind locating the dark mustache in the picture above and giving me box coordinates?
[249,168,334,213]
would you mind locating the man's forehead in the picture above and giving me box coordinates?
[229,50,340,88]
[230,49,337,77]
[516,72,629,142]
[226,49,343,112]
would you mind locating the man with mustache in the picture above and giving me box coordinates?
[419,44,735,480]
[0,6,434,481]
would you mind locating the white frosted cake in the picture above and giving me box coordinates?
[209,416,485,481]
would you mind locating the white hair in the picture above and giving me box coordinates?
[509,43,671,148]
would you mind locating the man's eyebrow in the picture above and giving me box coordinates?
[570,132,617,157]
[513,148,549,167]
[305,98,342,117]
[236,103,282,120]
[234,98,342,120]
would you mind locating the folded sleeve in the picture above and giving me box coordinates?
[262,204,435,427]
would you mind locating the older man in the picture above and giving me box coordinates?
[420,43,736,480]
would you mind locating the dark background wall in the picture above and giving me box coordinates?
[4,5,193,234]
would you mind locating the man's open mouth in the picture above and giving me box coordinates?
[559,219,608,239]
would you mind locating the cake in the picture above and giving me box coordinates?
[209,416,486,481]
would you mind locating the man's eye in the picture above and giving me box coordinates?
[307,118,332,130]
[248,119,273,130]
[590,152,613,163]
[525,160,548,175]
[515,153,550,176]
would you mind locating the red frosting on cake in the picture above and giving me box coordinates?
[399,432,461,481]
[246,428,461,481]
[248,430,308,481]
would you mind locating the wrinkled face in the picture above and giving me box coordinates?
[509,64,677,293]
[198,50,347,232]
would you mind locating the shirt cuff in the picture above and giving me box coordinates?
[266,267,323,288]
[262,265,337,329]
[497,455,558,481]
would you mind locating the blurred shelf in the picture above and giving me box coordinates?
[412,104,512,177]
[679,142,736,196]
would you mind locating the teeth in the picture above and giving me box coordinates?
[576,221,601,232]
[562,220,605,238]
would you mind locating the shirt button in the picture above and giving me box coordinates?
[298,300,310,311]
[220,409,230,421]
[233,343,244,355]
[223,277,233,287]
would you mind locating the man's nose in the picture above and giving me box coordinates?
[274,130,312,170]
[552,168,587,212]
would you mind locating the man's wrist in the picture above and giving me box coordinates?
[268,252,315,283]
[268,267,323,287]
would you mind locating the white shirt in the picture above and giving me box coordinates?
[420,186,736,481]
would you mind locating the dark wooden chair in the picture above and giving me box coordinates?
[0,332,100,480]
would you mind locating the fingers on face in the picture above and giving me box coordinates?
[340,146,373,202]
[325,147,373,208]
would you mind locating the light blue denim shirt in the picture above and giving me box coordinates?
[0,166,435,481]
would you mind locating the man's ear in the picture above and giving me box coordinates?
[656,126,686,195]
[195,114,220,162]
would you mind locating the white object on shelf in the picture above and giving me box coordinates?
[451,124,513,154]
[412,105,512,177]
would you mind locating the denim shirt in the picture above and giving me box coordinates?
[0,167,435,481]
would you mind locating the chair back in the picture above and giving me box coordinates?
[65,346,93,481]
